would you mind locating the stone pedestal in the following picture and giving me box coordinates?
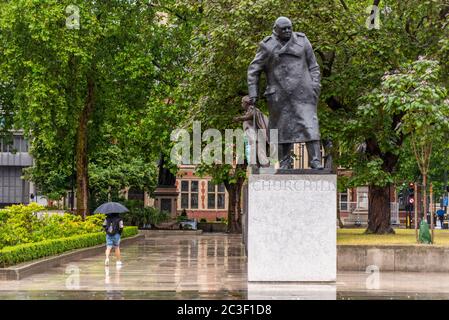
[247,173,336,282]
[153,186,178,218]
[247,283,336,300]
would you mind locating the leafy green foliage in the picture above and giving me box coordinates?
[353,58,448,186]
[0,0,197,209]
[329,3,448,182]
[0,226,138,268]
[0,203,106,249]
[88,145,158,211]
[384,58,448,176]
[176,215,189,223]
[122,206,170,228]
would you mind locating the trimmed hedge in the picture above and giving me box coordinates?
[0,226,138,268]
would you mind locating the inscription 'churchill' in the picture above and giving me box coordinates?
[251,179,336,192]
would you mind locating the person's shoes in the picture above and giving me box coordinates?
[116,261,122,268]
[105,258,109,266]
[279,158,293,170]
[310,159,324,170]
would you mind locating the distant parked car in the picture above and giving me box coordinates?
[179,219,197,230]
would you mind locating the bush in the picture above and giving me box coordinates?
[176,215,189,223]
[31,214,105,243]
[0,226,138,268]
[0,203,44,248]
[200,218,207,223]
[0,204,106,249]
[121,226,138,237]
[123,207,170,228]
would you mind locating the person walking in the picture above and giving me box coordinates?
[103,212,124,267]
[436,207,445,229]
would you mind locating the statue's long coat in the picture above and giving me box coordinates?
[248,32,321,143]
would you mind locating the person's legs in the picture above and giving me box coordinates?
[105,234,114,265]
[114,234,122,266]
[105,246,112,265]
[115,246,121,261]
[306,140,323,169]
[279,143,293,169]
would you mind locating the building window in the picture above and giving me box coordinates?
[14,136,28,153]
[0,138,10,152]
[207,183,215,209]
[339,192,348,211]
[181,181,189,209]
[357,187,368,209]
[0,135,28,153]
[190,181,198,209]
[180,180,199,209]
[0,167,29,205]
[208,182,226,210]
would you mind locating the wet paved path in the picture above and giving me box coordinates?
[0,234,247,299]
[1,233,449,299]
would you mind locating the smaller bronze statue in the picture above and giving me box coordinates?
[234,96,271,167]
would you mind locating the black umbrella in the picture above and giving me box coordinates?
[94,202,129,215]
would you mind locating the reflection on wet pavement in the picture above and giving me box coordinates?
[0,234,247,299]
[1,233,449,300]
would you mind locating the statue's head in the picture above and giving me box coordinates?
[242,95,252,110]
[273,17,292,42]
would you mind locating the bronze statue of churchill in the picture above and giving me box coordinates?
[247,17,323,169]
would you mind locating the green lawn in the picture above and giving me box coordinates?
[337,228,449,246]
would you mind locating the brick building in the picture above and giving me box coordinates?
[175,165,228,221]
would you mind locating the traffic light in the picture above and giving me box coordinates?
[408,182,415,207]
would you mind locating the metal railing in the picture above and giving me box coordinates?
[340,202,366,226]
[340,201,400,225]
[339,201,364,213]
[390,202,400,225]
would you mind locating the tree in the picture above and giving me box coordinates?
[323,0,449,233]
[0,0,195,217]
[369,58,448,234]
[88,143,158,211]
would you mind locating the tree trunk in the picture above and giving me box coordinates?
[430,182,434,243]
[225,179,244,234]
[422,174,427,221]
[364,133,400,234]
[366,184,395,234]
[336,192,344,228]
[414,183,418,242]
[76,75,95,219]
